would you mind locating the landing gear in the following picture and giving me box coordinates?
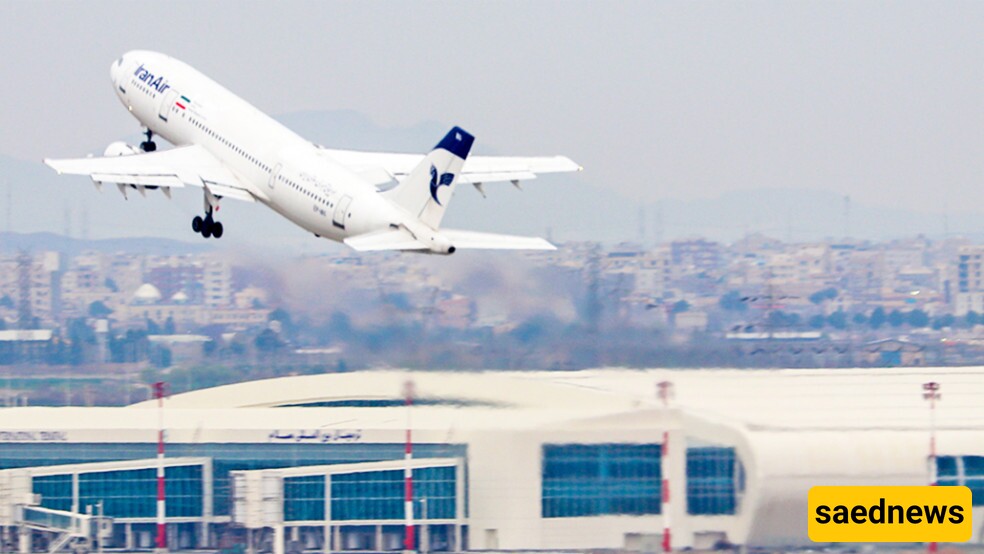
[192,211,223,239]
[139,128,157,152]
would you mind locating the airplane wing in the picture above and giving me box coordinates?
[319,148,581,188]
[43,145,259,202]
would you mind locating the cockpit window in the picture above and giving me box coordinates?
[116,57,123,67]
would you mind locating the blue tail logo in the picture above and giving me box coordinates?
[429,165,455,205]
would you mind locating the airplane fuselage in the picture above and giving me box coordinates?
[111,50,406,242]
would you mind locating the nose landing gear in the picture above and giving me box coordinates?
[192,209,223,239]
[140,128,157,152]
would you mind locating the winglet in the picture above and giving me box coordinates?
[434,126,475,160]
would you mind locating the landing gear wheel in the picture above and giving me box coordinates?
[192,216,203,233]
[202,221,212,239]
[211,222,224,239]
[140,128,156,152]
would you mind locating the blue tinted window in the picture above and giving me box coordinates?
[330,466,456,521]
[939,456,984,505]
[937,456,958,477]
[542,444,660,518]
[687,447,739,515]
[284,475,325,521]
[76,465,202,518]
[0,442,465,516]
[34,475,72,511]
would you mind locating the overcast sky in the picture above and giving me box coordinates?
[3,1,984,216]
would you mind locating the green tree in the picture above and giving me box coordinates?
[907,309,929,328]
[809,287,838,305]
[967,311,981,327]
[888,309,905,327]
[511,317,554,345]
[869,308,886,329]
[254,329,285,352]
[808,314,826,329]
[88,301,112,318]
[932,314,956,330]
[269,308,292,326]
[150,346,172,368]
[767,310,800,328]
[828,310,848,330]
[852,312,868,326]
[719,291,748,312]
[671,300,690,314]
[329,311,354,341]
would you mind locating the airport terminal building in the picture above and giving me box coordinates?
[0,368,981,552]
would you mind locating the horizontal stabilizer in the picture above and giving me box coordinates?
[344,229,427,252]
[344,228,556,253]
[440,229,556,251]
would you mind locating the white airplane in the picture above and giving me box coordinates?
[44,51,581,254]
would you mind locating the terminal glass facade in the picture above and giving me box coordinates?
[284,475,326,521]
[686,447,741,515]
[2,442,465,517]
[937,455,984,505]
[282,466,458,522]
[330,466,457,521]
[33,475,72,511]
[33,465,204,518]
[541,444,661,518]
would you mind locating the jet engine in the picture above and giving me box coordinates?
[98,142,164,198]
[103,141,141,157]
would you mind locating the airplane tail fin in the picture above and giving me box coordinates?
[382,126,474,229]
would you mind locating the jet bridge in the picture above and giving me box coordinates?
[0,457,212,552]
[15,505,111,554]
[232,457,466,554]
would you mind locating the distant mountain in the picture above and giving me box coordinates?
[650,188,984,243]
[0,232,210,256]
[2,109,981,250]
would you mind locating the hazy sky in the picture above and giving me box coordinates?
[3,1,984,214]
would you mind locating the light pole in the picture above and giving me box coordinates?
[922,381,940,554]
[657,381,673,553]
[420,498,428,554]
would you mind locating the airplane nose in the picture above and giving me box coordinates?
[109,58,123,85]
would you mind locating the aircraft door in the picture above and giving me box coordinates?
[158,90,179,122]
[333,195,353,229]
[268,164,282,190]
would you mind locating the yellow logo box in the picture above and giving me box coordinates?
[808,486,972,543]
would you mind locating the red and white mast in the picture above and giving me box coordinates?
[657,381,673,553]
[923,381,941,554]
[404,380,416,554]
[154,381,167,554]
